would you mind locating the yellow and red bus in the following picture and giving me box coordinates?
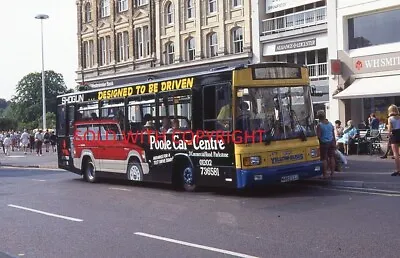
[56,62,322,191]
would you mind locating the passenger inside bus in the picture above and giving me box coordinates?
[167,119,180,133]
[160,117,171,133]
[217,104,231,130]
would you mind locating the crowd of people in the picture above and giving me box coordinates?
[0,129,57,156]
[316,104,400,178]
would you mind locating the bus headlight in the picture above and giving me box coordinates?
[310,148,320,158]
[243,156,261,166]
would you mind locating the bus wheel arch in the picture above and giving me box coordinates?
[172,155,197,192]
[127,157,143,181]
[82,156,97,183]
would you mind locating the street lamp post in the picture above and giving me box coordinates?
[35,14,49,130]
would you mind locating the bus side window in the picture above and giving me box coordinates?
[202,83,232,131]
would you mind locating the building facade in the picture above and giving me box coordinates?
[328,0,400,126]
[76,0,252,88]
[252,0,329,112]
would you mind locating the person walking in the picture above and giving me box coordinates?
[20,129,30,154]
[316,110,336,179]
[43,129,50,152]
[29,131,35,153]
[50,131,57,153]
[3,134,11,156]
[35,129,44,156]
[387,105,400,176]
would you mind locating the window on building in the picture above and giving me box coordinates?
[348,8,400,50]
[287,54,295,63]
[84,3,92,23]
[208,0,217,14]
[117,31,130,62]
[165,42,174,64]
[99,37,106,66]
[297,52,305,65]
[232,0,242,8]
[118,0,128,12]
[186,37,195,61]
[232,27,243,53]
[135,0,148,6]
[166,2,174,24]
[136,28,143,59]
[143,26,150,57]
[307,51,316,64]
[317,48,327,63]
[84,40,95,68]
[187,0,195,19]
[208,33,218,57]
[100,0,110,18]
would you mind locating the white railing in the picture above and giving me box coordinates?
[262,6,327,35]
[307,63,328,79]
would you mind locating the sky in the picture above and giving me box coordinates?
[0,0,77,101]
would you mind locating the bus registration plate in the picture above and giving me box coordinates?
[281,174,299,183]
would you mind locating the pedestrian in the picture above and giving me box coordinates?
[0,131,4,154]
[3,134,11,156]
[368,113,380,130]
[29,131,35,153]
[387,104,400,176]
[20,129,30,155]
[50,131,57,152]
[316,110,336,179]
[35,129,44,156]
[43,129,50,152]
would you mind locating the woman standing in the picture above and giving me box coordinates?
[316,110,336,179]
[387,105,400,176]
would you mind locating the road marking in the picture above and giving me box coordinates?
[109,187,131,192]
[8,204,83,222]
[134,232,259,258]
[320,187,400,197]
[333,186,400,194]
[32,179,46,182]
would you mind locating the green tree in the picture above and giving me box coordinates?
[0,118,18,131]
[37,112,56,129]
[11,70,73,126]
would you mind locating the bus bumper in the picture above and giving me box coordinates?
[236,161,323,189]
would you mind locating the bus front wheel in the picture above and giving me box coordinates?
[83,158,97,183]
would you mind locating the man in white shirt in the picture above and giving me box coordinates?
[20,129,30,154]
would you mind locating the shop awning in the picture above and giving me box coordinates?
[333,75,400,99]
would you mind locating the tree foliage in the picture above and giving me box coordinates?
[0,118,18,131]
[10,70,73,127]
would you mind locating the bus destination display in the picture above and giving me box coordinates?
[253,67,301,80]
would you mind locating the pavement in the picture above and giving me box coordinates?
[0,167,399,258]
[1,149,400,191]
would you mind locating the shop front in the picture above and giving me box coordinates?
[332,51,400,126]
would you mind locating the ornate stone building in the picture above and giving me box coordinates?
[76,0,252,88]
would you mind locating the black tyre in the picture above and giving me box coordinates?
[83,159,97,183]
[182,164,197,192]
[127,161,144,181]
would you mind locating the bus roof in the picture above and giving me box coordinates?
[58,62,306,98]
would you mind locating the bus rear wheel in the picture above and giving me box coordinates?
[83,159,97,183]
[182,165,197,192]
